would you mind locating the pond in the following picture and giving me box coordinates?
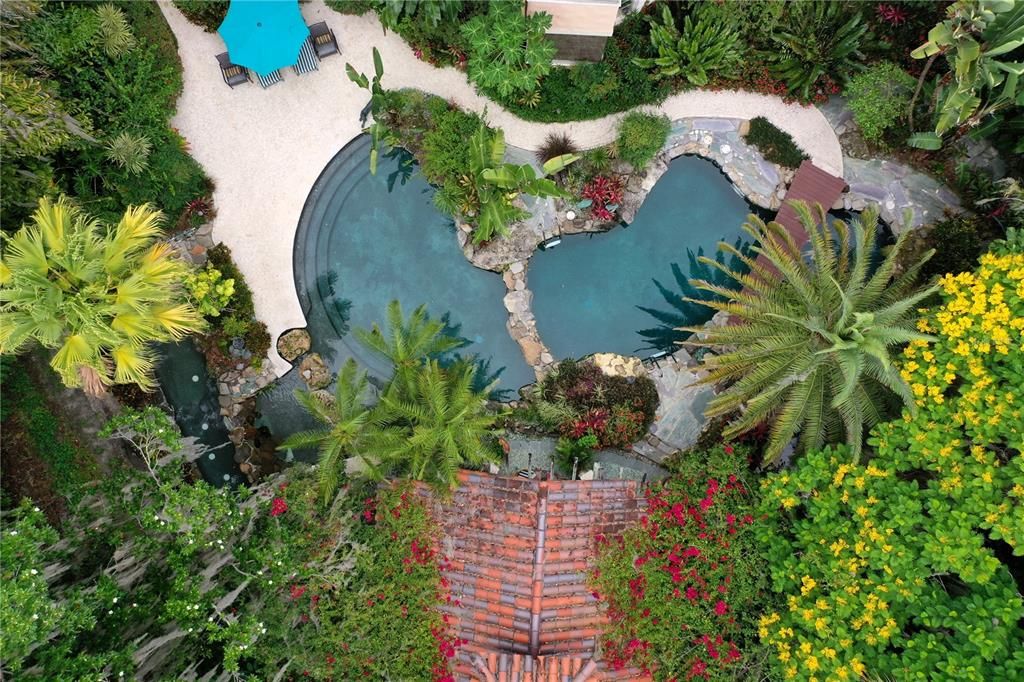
[529,155,761,358]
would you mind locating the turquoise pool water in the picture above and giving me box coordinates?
[529,155,760,358]
[292,136,535,391]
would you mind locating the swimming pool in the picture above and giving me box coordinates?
[292,135,535,393]
[529,155,760,358]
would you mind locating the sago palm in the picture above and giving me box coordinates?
[682,202,937,463]
[354,299,462,389]
[368,360,498,490]
[0,196,203,394]
[277,358,374,504]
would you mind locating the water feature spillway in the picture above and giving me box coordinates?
[156,341,242,486]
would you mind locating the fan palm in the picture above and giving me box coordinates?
[682,202,937,463]
[354,300,462,390]
[276,359,374,504]
[0,196,203,394]
[368,359,498,490]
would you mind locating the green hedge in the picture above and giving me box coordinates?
[172,1,228,31]
[743,117,808,168]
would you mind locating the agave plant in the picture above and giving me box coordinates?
[0,196,203,394]
[633,4,744,85]
[276,359,375,504]
[682,202,937,463]
[367,359,498,490]
[770,2,868,100]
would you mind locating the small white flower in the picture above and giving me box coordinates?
[208,616,214,622]
[30,569,38,575]
[188,628,194,633]
[31,614,39,620]
[10,531,17,536]
[33,507,40,513]
[108,610,113,615]
[132,603,138,608]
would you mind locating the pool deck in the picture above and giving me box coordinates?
[159,0,844,376]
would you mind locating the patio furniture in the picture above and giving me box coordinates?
[257,69,283,89]
[217,0,309,78]
[217,52,250,88]
[308,21,340,59]
[292,37,319,75]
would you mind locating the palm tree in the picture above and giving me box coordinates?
[368,360,498,490]
[354,300,462,390]
[681,202,937,463]
[0,196,203,395]
[276,359,373,504]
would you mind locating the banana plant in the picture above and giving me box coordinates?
[908,0,1024,150]
[463,125,579,243]
[346,47,389,174]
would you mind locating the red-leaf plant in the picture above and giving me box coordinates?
[589,444,766,681]
[582,176,624,222]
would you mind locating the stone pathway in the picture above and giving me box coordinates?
[159,0,842,376]
[818,96,961,232]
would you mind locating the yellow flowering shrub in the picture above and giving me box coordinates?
[757,245,1024,681]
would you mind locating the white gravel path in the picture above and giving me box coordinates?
[160,1,842,376]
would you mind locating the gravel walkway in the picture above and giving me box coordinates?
[160,1,843,375]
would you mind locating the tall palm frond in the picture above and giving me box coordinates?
[368,360,498,490]
[354,300,462,388]
[682,202,936,463]
[0,196,203,395]
[276,359,374,504]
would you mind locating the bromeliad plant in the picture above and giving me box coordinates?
[682,202,938,463]
[0,196,203,395]
[633,4,744,86]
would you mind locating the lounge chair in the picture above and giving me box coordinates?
[257,69,283,89]
[308,21,339,59]
[217,52,250,88]
[292,37,319,75]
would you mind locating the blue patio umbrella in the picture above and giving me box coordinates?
[217,0,309,77]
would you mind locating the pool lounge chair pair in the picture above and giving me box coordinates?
[216,22,340,89]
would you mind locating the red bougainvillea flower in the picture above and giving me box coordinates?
[714,600,729,616]
[269,497,288,517]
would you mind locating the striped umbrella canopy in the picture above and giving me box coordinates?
[217,0,309,77]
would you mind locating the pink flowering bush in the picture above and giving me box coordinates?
[590,444,771,680]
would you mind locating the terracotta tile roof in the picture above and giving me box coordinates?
[414,471,651,682]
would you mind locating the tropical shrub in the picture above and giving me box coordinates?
[541,358,660,431]
[591,443,769,681]
[919,213,994,279]
[16,2,210,225]
[199,244,270,372]
[908,0,1024,151]
[0,197,203,394]
[770,2,867,101]
[843,62,915,143]
[683,203,937,462]
[616,111,670,170]
[0,433,458,680]
[743,117,808,168]
[184,265,235,318]
[172,1,229,31]
[496,12,671,123]
[374,0,463,30]
[757,246,1024,681]
[461,2,555,101]
[633,4,744,86]
[555,432,598,478]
